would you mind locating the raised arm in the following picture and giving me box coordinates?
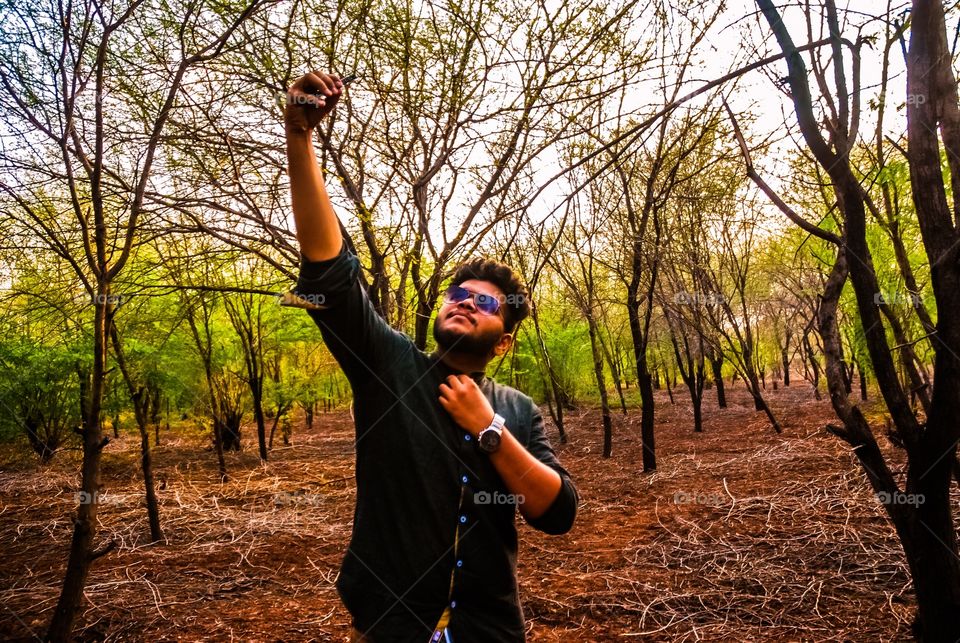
[285,71,345,262]
[284,72,409,383]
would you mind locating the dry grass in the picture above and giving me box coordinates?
[0,383,938,641]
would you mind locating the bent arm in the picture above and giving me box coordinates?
[438,376,579,534]
[489,428,563,520]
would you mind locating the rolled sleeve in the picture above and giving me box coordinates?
[293,241,359,306]
[523,406,579,535]
[291,240,408,382]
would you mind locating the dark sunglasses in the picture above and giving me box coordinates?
[443,285,502,316]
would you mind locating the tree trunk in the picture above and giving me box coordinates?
[755,0,960,635]
[138,418,163,543]
[628,308,656,470]
[599,328,628,416]
[637,367,656,471]
[710,355,727,408]
[858,361,868,401]
[586,311,613,458]
[252,383,267,461]
[781,344,790,387]
[185,308,228,481]
[48,285,112,640]
[692,389,703,433]
[108,322,164,544]
[530,300,566,442]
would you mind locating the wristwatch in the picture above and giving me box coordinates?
[478,413,505,453]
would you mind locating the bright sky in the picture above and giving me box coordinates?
[509,0,915,238]
[711,0,911,166]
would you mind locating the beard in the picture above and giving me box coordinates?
[433,315,503,357]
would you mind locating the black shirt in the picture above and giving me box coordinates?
[293,243,579,643]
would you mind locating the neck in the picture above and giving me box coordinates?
[434,346,489,375]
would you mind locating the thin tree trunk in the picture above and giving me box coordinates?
[530,300,566,442]
[710,354,727,408]
[586,312,613,458]
[108,322,163,543]
[48,286,114,639]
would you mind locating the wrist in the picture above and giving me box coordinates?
[477,413,505,453]
[469,410,495,437]
[285,123,315,140]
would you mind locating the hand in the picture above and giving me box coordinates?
[284,71,344,134]
[438,374,495,436]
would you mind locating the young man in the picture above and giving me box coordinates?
[285,71,578,643]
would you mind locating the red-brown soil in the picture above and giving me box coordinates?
[0,383,927,641]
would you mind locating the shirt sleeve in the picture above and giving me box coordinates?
[291,240,408,383]
[522,405,579,535]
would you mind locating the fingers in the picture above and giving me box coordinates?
[440,375,479,409]
[286,71,344,110]
[307,70,343,97]
[446,374,473,388]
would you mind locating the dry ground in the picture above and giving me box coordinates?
[0,382,930,641]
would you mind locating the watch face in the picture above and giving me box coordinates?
[479,429,501,452]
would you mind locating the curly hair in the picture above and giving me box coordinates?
[449,258,530,333]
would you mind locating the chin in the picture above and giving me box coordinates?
[433,321,499,357]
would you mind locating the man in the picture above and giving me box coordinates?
[284,71,579,643]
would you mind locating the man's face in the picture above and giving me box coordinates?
[433,279,512,358]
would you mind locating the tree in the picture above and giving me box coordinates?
[0,0,265,633]
[745,0,960,636]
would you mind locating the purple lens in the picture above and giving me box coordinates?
[473,293,500,315]
[444,285,501,316]
[444,285,470,304]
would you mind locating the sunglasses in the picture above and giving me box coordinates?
[443,285,502,316]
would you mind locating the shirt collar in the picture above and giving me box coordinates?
[429,350,487,384]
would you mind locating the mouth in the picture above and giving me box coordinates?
[447,311,475,325]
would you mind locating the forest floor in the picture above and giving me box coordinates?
[0,382,930,641]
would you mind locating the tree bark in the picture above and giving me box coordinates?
[710,353,727,408]
[586,310,613,458]
[108,322,163,543]
[47,285,112,640]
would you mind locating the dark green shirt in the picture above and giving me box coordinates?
[294,243,579,643]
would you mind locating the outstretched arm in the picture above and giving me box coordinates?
[285,72,409,383]
[285,71,345,262]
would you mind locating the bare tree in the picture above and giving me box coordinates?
[741,0,960,636]
[0,0,266,630]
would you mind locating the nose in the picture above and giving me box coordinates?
[455,296,477,312]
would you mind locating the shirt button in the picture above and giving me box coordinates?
[459,515,467,524]
[456,559,463,568]
[464,434,472,441]
[461,475,468,484]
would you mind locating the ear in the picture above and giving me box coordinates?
[493,332,513,357]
